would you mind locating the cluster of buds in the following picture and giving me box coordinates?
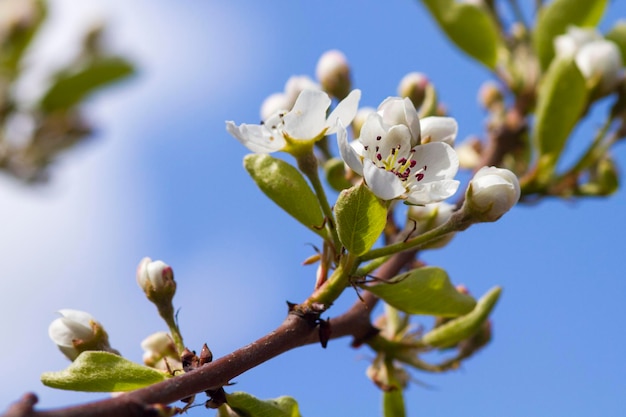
[260,49,353,121]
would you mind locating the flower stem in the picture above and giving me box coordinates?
[306,252,358,308]
[157,304,185,356]
[360,211,469,262]
[296,151,341,250]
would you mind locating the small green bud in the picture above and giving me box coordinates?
[324,157,352,191]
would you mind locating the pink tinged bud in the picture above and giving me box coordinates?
[466,166,520,221]
[316,49,352,99]
[136,257,176,303]
[397,72,430,109]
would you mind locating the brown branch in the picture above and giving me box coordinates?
[2,251,416,417]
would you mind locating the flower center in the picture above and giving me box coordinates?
[364,136,427,183]
[260,112,287,143]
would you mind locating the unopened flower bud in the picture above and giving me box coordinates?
[136,257,176,305]
[316,50,351,99]
[366,355,409,391]
[464,166,520,222]
[260,93,290,121]
[407,202,456,249]
[555,26,624,94]
[48,309,118,361]
[576,40,623,93]
[324,157,352,191]
[398,72,430,109]
[0,0,40,41]
[579,156,619,196]
[456,137,483,169]
[141,331,181,370]
[478,81,504,110]
[259,75,319,121]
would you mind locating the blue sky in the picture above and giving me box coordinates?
[2,1,626,416]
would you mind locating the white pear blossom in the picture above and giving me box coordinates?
[227,89,361,154]
[338,107,460,204]
[554,26,624,93]
[465,166,520,221]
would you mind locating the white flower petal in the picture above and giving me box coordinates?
[412,142,459,181]
[420,117,458,146]
[378,97,420,146]
[576,40,624,91]
[226,121,285,153]
[363,159,405,200]
[282,89,330,139]
[326,89,361,134]
[49,310,95,347]
[337,122,364,175]
[359,113,387,149]
[406,180,460,205]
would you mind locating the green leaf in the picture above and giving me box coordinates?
[226,392,302,417]
[606,21,626,63]
[41,351,169,392]
[533,57,588,177]
[335,183,387,256]
[533,0,609,70]
[244,154,326,238]
[361,266,476,317]
[0,0,47,76]
[419,0,501,69]
[421,286,501,348]
[39,57,135,112]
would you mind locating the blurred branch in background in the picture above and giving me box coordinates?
[0,0,133,183]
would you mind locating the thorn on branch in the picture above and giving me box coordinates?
[318,317,331,348]
[204,387,227,409]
